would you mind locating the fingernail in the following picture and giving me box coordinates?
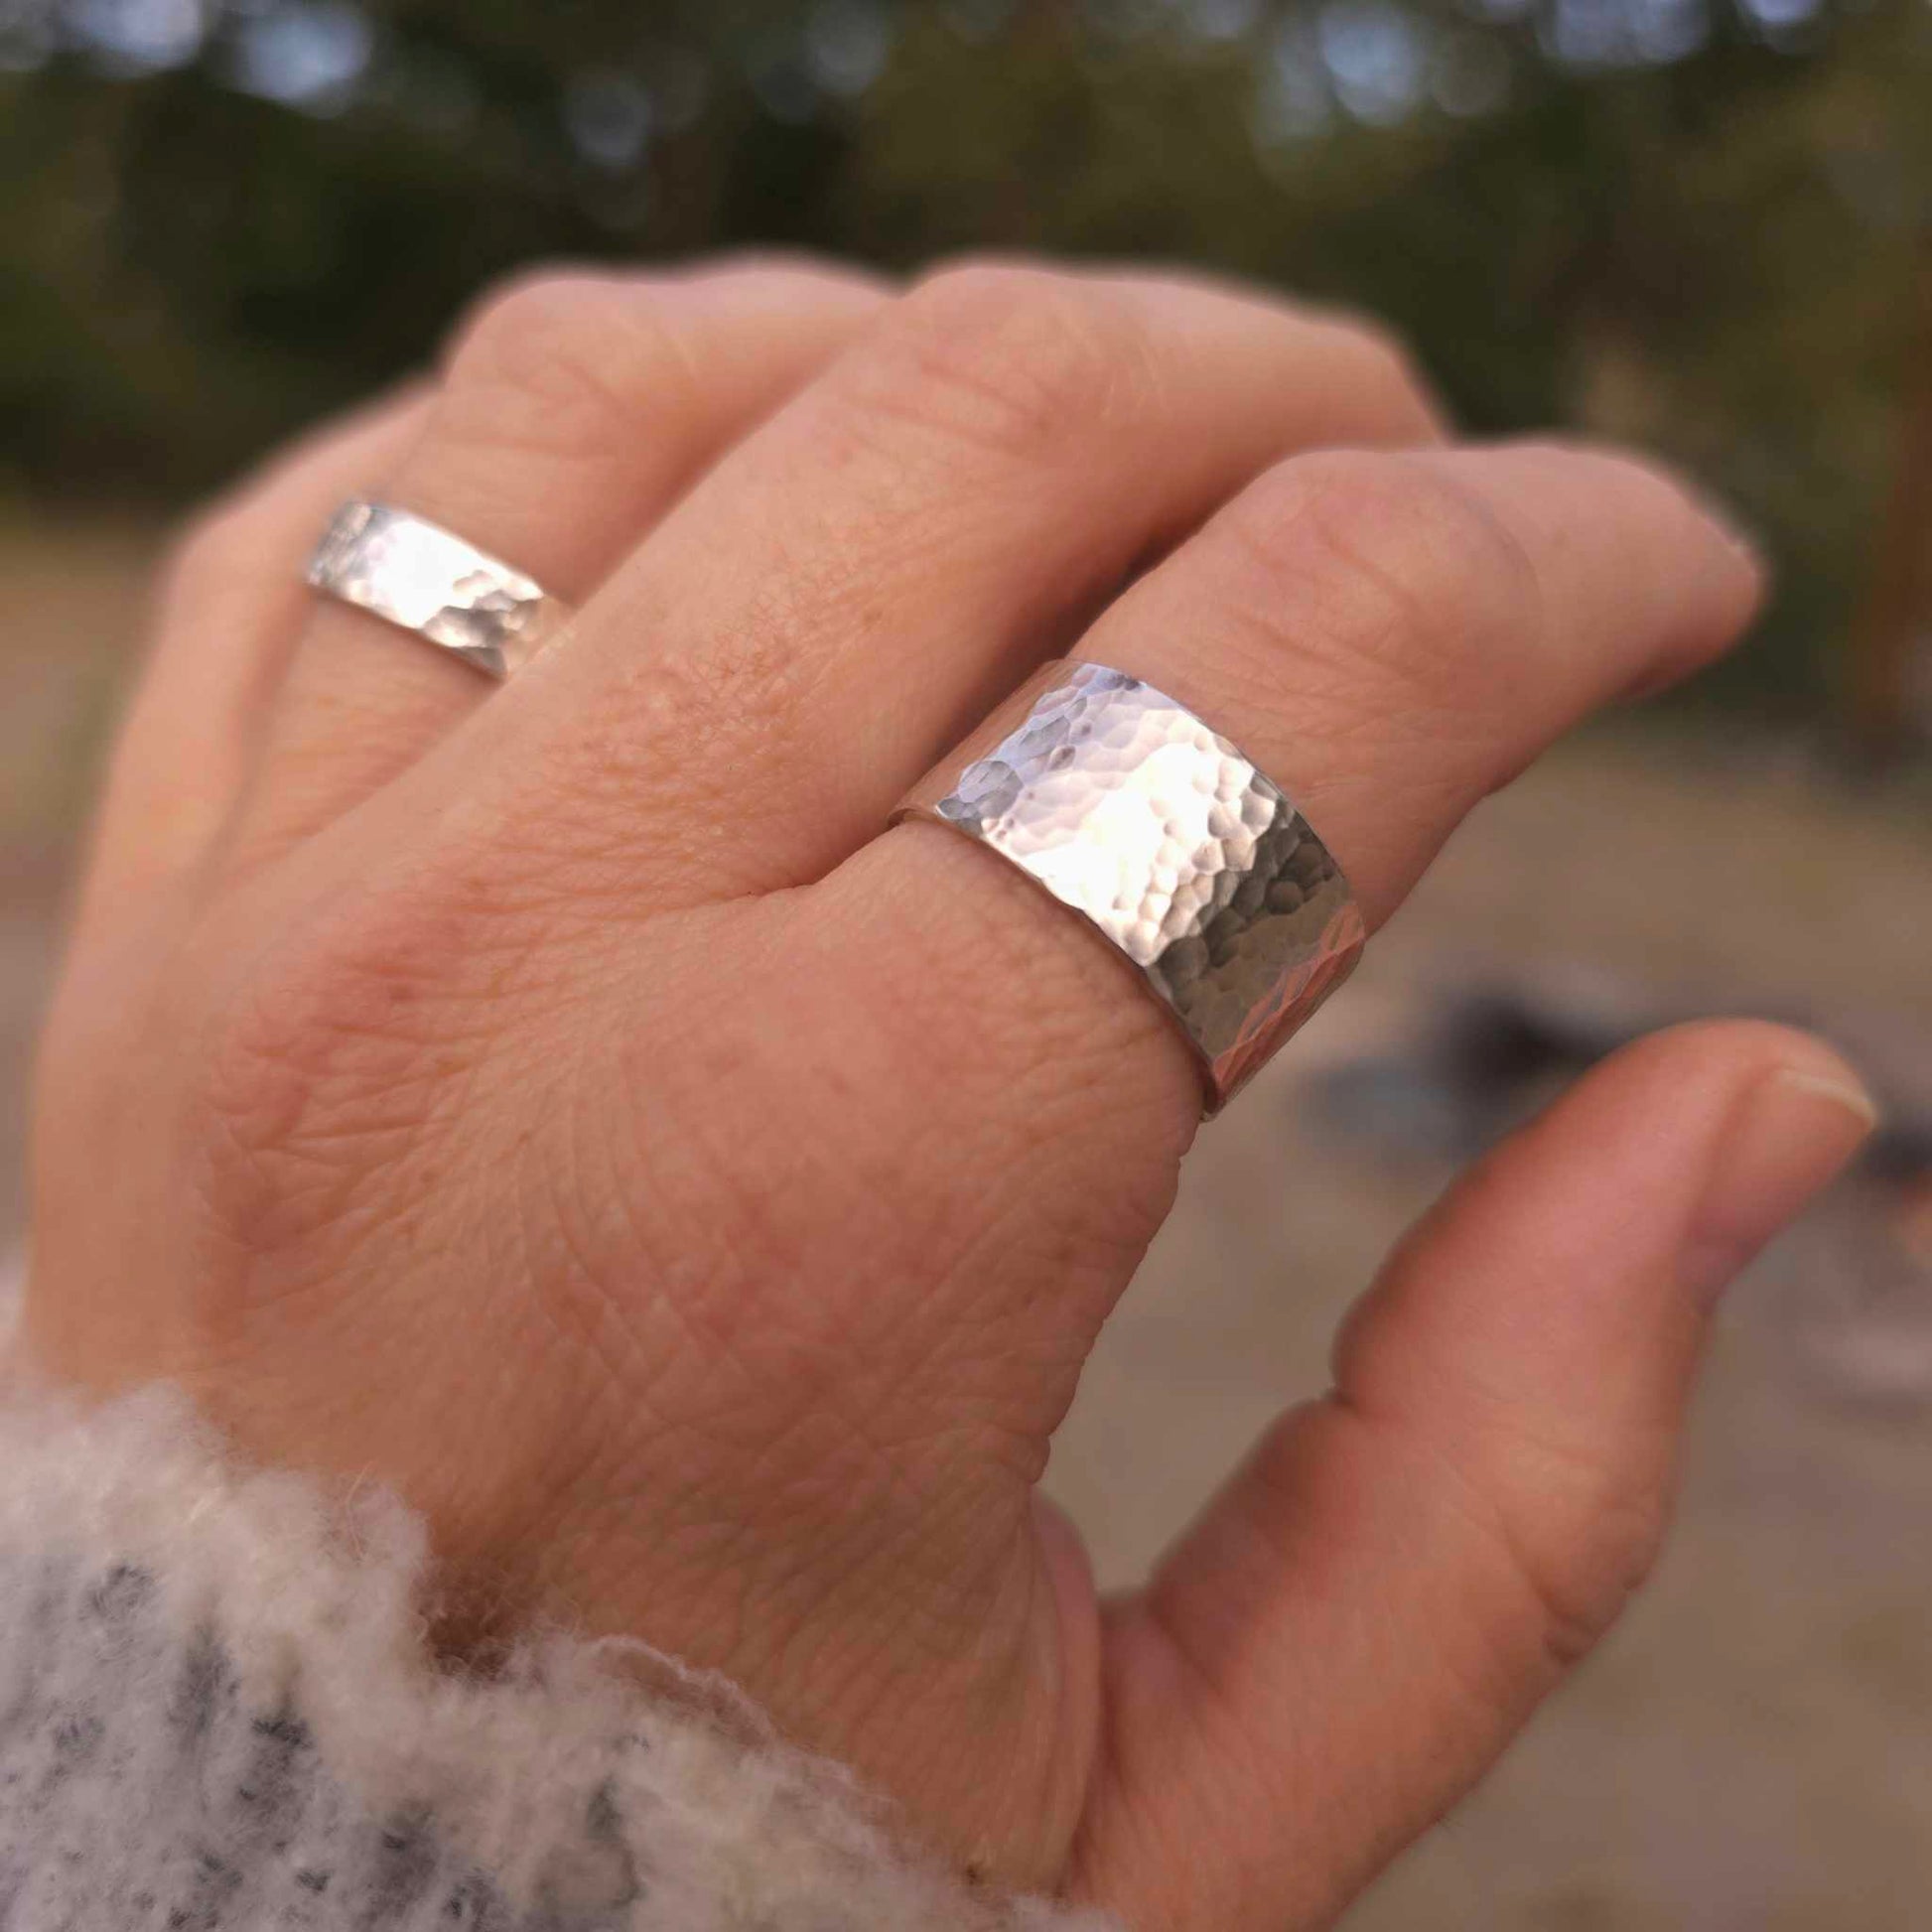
[1684,1057,1878,1302]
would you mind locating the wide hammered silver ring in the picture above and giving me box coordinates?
[896,660,1366,1114]
[306,500,573,681]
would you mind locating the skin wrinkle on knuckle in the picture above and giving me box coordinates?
[1215,452,1547,726]
[1350,1386,1669,1678]
[843,263,1149,468]
[441,270,707,463]
[1124,1570,1284,1826]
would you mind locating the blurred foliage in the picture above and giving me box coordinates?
[2,0,1929,719]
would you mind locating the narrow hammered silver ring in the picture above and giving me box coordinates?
[306,500,573,681]
[896,660,1365,1114]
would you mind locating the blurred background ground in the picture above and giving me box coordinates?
[7,1,1932,1923]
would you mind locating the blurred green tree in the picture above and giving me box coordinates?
[1,0,1927,734]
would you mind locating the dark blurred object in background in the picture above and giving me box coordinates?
[2,0,1930,745]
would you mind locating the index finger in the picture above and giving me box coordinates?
[829,439,1763,1125]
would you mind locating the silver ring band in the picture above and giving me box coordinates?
[306,500,572,681]
[895,660,1365,1114]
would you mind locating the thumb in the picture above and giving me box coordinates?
[1071,1021,1876,1932]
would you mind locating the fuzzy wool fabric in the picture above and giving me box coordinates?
[0,1362,1113,1930]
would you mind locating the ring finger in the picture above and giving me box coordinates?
[236,258,889,864]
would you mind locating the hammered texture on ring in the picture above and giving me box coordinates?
[896,660,1365,1112]
[306,500,572,680]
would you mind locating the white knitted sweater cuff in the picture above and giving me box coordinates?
[0,1383,1112,1931]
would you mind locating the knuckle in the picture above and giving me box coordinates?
[852,261,1142,462]
[443,269,699,452]
[1220,450,1544,711]
[1493,1458,1673,1671]
[1412,1398,1677,1676]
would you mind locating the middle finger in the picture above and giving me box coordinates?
[442,261,1445,903]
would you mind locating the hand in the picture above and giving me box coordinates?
[24,258,1874,1928]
